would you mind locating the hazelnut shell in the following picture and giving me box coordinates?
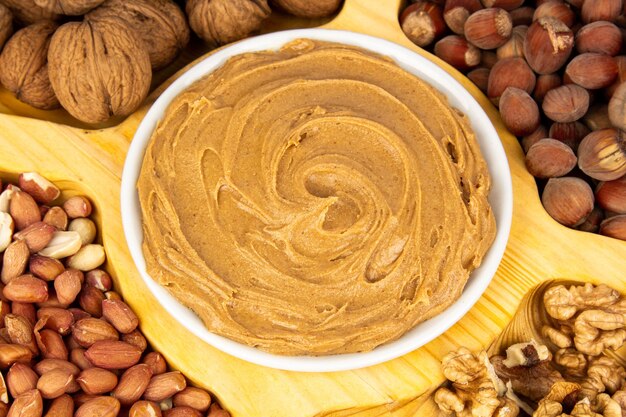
[464,8,513,50]
[400,2,446,47]
[0,21,59,110]
[575,21,622,56]
[565,53,618,90]
[524,17,574,75]
[542,84,590,123]
[87,0,189,70]
[487,57,536,103]
[596,175,626,214]
[577,128,626,181]
[526,138,578,178]
[599,214,626,240]
[186,0,271,46]
[542,177,595,227]
[499,87,540,136]
[48,18,152,124]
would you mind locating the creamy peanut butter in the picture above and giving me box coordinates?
[138,39,496,355]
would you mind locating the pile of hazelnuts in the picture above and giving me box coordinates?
[400,0,626,241]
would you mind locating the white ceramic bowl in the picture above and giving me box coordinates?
[121,29,513,373]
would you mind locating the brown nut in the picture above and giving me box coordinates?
[18,173,60,204]
[487,57,536,103]
[72,318,118,348]
[36,328,68,360]
[599,214,626,239]
[542,84,590,123]
[207,404,230,417]
[34,358,79,377]
[0,344,32,369]
[498,87,540,136]
[86,0,189,70]
[78,285,105,317]
[76,367,118,395]
[524,17,574,75]
[54,269,83,306]
[143,372,187,402]
[526,138,578,178]
[443,0,482,35]
[33,0,104,15]
[130,401,162,417]
[11,303,36,327]
[605,56,626,99]
[122,330,147,352]
[464,8,512,49]
[0,21,59,110]
[173,388,212,412]
[102,299,138,334]
[164,407,202,417]
[1,240,29,285]
[37,308,74,335]
[84,340,142,369]
[400,1,446,47]
[510,6,534,25]
[578,128,626,181]
[85,269,111,292]
[3,275,48,303]
[467,67,490,93]
[533,1,575,27]
[186,0,270,46]
[61,196,91,219]
[496,25,526,60]
[29,255,64,281]
[37,368,75,399]
[542,177,595,226]
[271,0,340,17]
[9,191,41,231]
[583,104,612,131]
[576,21,622,56]
[48,19,151,124]
[596,175,626,213]
[7,389,42,417]
[0,0,57,25]
[142,352,167,376]
[549,121,590,150]
[113,364,153,405]
[609,81,626,131]
[75,396,120,417]
[566,53,618,89]
[14,221,55,253]
[480,0,523,10]
[533,73,562,103]
[46,394,74,417]
[6,363,38,398]
[0,4,12,50]
[522,125,548,153]
[581,0,623,23]
[433,35,481,70]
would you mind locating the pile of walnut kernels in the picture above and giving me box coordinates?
[0,173,229,417]
[435,282,626,417]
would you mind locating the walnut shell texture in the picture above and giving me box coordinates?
[0,0,58,24]
[87,0,189,70]
[0,21,59,110]
[0,3,12,51]
[34,0,105,16]
[271,0,342,18]
[186,0,271,46]
[48,19,152,124]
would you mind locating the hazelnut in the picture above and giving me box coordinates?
[578,128,626,181]
[467,67,490,93]
[533,73,562,103]
[86,0,189,70]
[596,175,626,213]
[33,0,103,15]
[0,4,12,51]
[583,104,612,131]
[401,1,446,47]
[48,18,152,124]
[0,21,59,110]
[499,87,540,136]
[577,206,605,232]
[522,124,548,153]
[464,8,512,50]
[487,57,536,104]
[599,214,626,240]
[565,0,583,7]
[533,1,575,27]
[549,121,590,150]
[542,84,590,123]
[566,53,618,90]
[526,138,578,178]
[434,35,481,70]
[609,81,626,131]
[480,50,498,69]
[496,25,526,60]
[270,0,341,18]
[0,0,57,25]
[576,21,622,56]
[581,0,623,23]
[443,0,482,35]
[542,177,595,226]
[605,56,626,99]
[524,17,574,75]
[480,0,523,11]
[186,0,271,46]
[510,6,535,26]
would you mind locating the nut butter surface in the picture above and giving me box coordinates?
[138,39,496,355]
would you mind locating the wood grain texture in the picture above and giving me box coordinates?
[0,1,625,416]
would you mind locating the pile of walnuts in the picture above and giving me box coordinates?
[435,282,626,417]
[0,0,343,125]
[400,0,626,242]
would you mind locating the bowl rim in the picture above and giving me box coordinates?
[121,28,513,373]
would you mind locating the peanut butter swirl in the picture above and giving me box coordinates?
[138,39,496,355]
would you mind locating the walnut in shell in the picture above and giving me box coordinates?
[47,18,151,124]
[0,3,12,51]
[271,0,342,18]
[0,21,59,110]
[87,0,189,69]
[0,0,58,24]
[186,0,271,46]
[33,0,105,15]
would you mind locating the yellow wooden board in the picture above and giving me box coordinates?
[0,1,625,416]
